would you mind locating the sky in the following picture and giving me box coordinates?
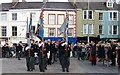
[0,0,68,4]
[0,0,120,4]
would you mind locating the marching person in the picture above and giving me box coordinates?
[47,39,53,65]
[38,39,45,72]
[59,38,70,72]
[29,40,35,71]
[64,43,71,72]
[25,44,31,71]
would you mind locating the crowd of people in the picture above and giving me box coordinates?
[1,38,120,72]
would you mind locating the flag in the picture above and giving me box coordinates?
[59,14,69,42]
[29,13,33,39]
[26,17,31,46]
[36,10,44,39]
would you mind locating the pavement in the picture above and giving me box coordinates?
[1,57,119,74]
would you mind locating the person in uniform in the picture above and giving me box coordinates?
[25,44,31,71]
[47,39,53,65]
[59,38,70,72]
[29,40,35,71]
[38,39,45,72]
[64,43,71,72]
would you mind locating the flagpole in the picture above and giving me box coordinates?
[87,0,90,44]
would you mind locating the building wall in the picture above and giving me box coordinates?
[0,9,76,44]
[118,12,120,38]
[76,9,99,37]
[100,11,119,39]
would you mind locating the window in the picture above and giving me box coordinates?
[58,14,64,24]
[107,1,113,7]
[1,26,7,36]
[31,26,35,35]
[83,24,94,34]
[99,13,103,20]
[113,25,118,35]
[48,28,55,37]
[109,25,118,35]
[84,11,87,19]
[83,24,87,34]
[48,14,55,24]
[88,11,93,19]
[99,24,103,34]
[31,12,36,20]
[89,24,94,34]
[83,10,93,19]
[109,12,118,21]
[69,15,74,24]
[12,13,17,20]
[12,26,17,36]
[1,13,7,21]
[68,28,73,36]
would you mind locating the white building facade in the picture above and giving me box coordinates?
[0,6,76,45]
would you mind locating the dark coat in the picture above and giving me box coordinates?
[97,45,105,58]
[58,42,66,57]
[117,47,120,66]
[16,44,23,52]
[91,44,96,55]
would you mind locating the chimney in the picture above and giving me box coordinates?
[12,0,19,8]
[43,0,48,3]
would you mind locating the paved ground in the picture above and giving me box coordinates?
[1,57,119,73]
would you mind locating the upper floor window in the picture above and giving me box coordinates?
[83,10,93,20]
[89,24,94,34]
[12,13,17,21]
[48,14,56,25]
[109,12,118,21]
[58,14,64,25]
[1,26,7,36]
[108,25,118,35]
[1,13,7,21]
[83,24,94,34]
[69,15,74,24]
[12,26,17,36]
[99,12,103,20]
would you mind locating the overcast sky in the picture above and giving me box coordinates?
[0,0,119,4]
[0,0,68,4]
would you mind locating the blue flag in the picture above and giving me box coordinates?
[29,13,33,39]
[59,17,69,41]
[39,18,44,39]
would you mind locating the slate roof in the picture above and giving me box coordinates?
[76,2,119,10]
[1,2,74,10]
[1,2,120,11]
